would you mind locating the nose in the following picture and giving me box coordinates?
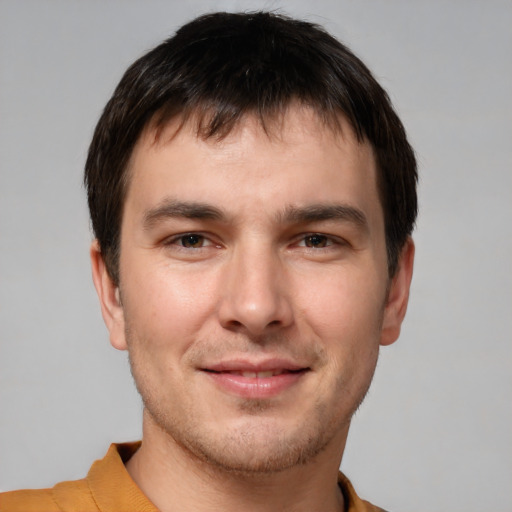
[217,242,294,337]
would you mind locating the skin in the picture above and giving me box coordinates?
[91,106,414,512]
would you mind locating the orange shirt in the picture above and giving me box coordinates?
[0,443,386,512]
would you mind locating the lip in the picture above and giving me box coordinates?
[200,358,310,399]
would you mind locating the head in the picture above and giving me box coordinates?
[85,11,417,286]
[87,11,417,475]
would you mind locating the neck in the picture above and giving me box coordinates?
[126,411,348,512]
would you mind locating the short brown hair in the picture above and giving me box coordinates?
[85,11,417,284]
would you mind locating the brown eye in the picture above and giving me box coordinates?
[180,234,204,248]
[304,234,329,248]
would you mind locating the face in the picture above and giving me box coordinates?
[92,107,413,474]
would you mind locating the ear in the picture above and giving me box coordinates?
[90,240,127,351]
[380,238,415,346]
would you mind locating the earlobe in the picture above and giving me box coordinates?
[90,240,127,351]
[380,238,415,346]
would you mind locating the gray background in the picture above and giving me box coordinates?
[1,1,511,511]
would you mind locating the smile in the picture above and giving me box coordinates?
[201,363,310,399]
[214,369,298,378]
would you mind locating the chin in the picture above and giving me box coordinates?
[153,409,342,475]
[187,433,326,474]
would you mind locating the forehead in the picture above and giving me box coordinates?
[124,106,381,226]
[135,104,370,165]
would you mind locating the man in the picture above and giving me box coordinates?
[1,11,416,512]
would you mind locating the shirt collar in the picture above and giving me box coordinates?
[86,442,157,512]
[85,442,379,512]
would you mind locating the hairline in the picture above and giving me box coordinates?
[121,100,372,216]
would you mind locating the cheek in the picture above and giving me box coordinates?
[295,267,385,388]
[121,261,219,357]
[297,266,387,338]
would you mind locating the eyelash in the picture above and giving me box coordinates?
[164,233,218,250]
[296,233,337,249]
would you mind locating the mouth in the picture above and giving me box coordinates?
[200,361,310,399]
[203,368,306,378]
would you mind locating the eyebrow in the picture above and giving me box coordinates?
[279,204,368,230]
[143,200,227,230]
[142,199,368,232]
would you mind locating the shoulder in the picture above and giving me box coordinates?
[1,488,59,512]
[0,478,96,512]
[0,443,148,512]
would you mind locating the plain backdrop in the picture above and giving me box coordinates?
[1,1,511,511]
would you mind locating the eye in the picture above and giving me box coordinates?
[177,234,208,248]
[161,232,222,259]
[301,234,333,248]
[164,233,215,249]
